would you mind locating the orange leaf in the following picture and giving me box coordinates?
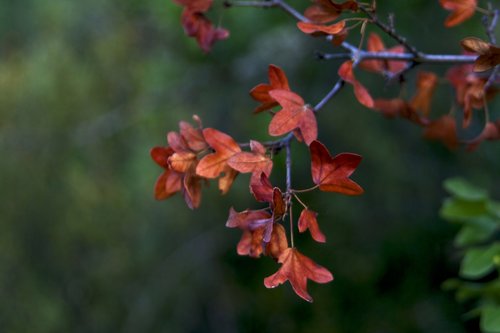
[410,71,438,117]
[196,128,241,178]
[268,89,318,145]
[154,169,183,200]
[266,224,288,260]
[439,0,477,27]
[310,140,364,195]
[264,248,333,302]
[168,151,197,173]
[182,174,203,209]
[250,64,291,113]
[151,146,174,169]
[298,209,326,243]
[423,115,459,149]
[360,33,407,75]
[226,207,274,250]
[338,60,374,108]
[179,118,208,152]
[297,20,346,37]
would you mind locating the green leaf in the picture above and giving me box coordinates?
[454,217,498,247]
[460,243,500,279]
[444,178,488,201]
[481,306,500,333]
[441,198,488,222]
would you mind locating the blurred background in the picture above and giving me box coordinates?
[1,0,499,332]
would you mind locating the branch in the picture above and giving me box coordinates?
[317,51,477,63]
[358,5,423,57]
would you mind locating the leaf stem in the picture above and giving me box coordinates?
[292,192,308,209]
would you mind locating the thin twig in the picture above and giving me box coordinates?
[317,51,477,63]
[285,141,294,248]
[314,78,345,111]
[358,5,422,57]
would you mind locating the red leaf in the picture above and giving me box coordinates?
[181,9,229,53]
[151,146,174,168]
[310,140,364,195]
[268,90,318,145]
[250,64,291,113]
[168,151,198,173]
[298,209,326,243]
[272,187,286,220]
[227,140,273,178]
[304,0,358,24]
[250,173,274,203]
[264,248,333,302]
[182,174,203,209]
[439,0,477,27]
[179,118,208,152]
[338,60,374,108]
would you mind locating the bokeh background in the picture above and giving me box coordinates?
[1,0,499,332]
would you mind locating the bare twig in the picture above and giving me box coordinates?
[316,51,477,63]
[358,5,422,57]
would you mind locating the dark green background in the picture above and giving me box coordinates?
[1,0,499,332]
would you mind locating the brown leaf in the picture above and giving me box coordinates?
[250,173,274,203]
[461,37,500,72]
[304,0,358,24]
[181,9,229,53]
[360,33,407,75]
[298,209,326,243]
[154,169,183,200]
[264,248,333,302]
[168,151,197,173]
[338,60,374,108]
[182,174,203,209]
[310,140,364,195]
[179,118,208,152]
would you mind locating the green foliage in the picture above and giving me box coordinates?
[442,178,500,333]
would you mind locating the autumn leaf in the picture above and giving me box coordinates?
[250,64,291,113]
[196,128,241,193]
[410,71,438,117]
[310,140,364,195]
[226,207,274,257]
[264,248,333,302]
[360,33,407,75]
[297,20,346,37]
[151,147,183,200]
[423,115,459,149]
[228,140,273,179]
[266,224,288,259]
[298,209,326,243]
[268,89,318,145]
[250,173,275,203]
[168,151,198,173]
[374,99,428,126]
[182,174,203,209]
[179,116,208,152]
[466,121,500,151]
[439,0,477,27]
[461,37,500,72]
[304,0,358,24]
[173,0,213,12]
[181,9,229,53]
[272,187,286,220]
[338,60,374,108]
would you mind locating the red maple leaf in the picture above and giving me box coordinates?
[338,60,374,108]
[250,173,274,203]
[298,209,326,243]
[264,248,333,302]
[461,37,500,72]
[409,71,438,118]
[268,89,318,145]
[310,140,364,195]
[228,140,273,180]
[250,64,291,113]
[196,128,241,194]
[439,0,477,27]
